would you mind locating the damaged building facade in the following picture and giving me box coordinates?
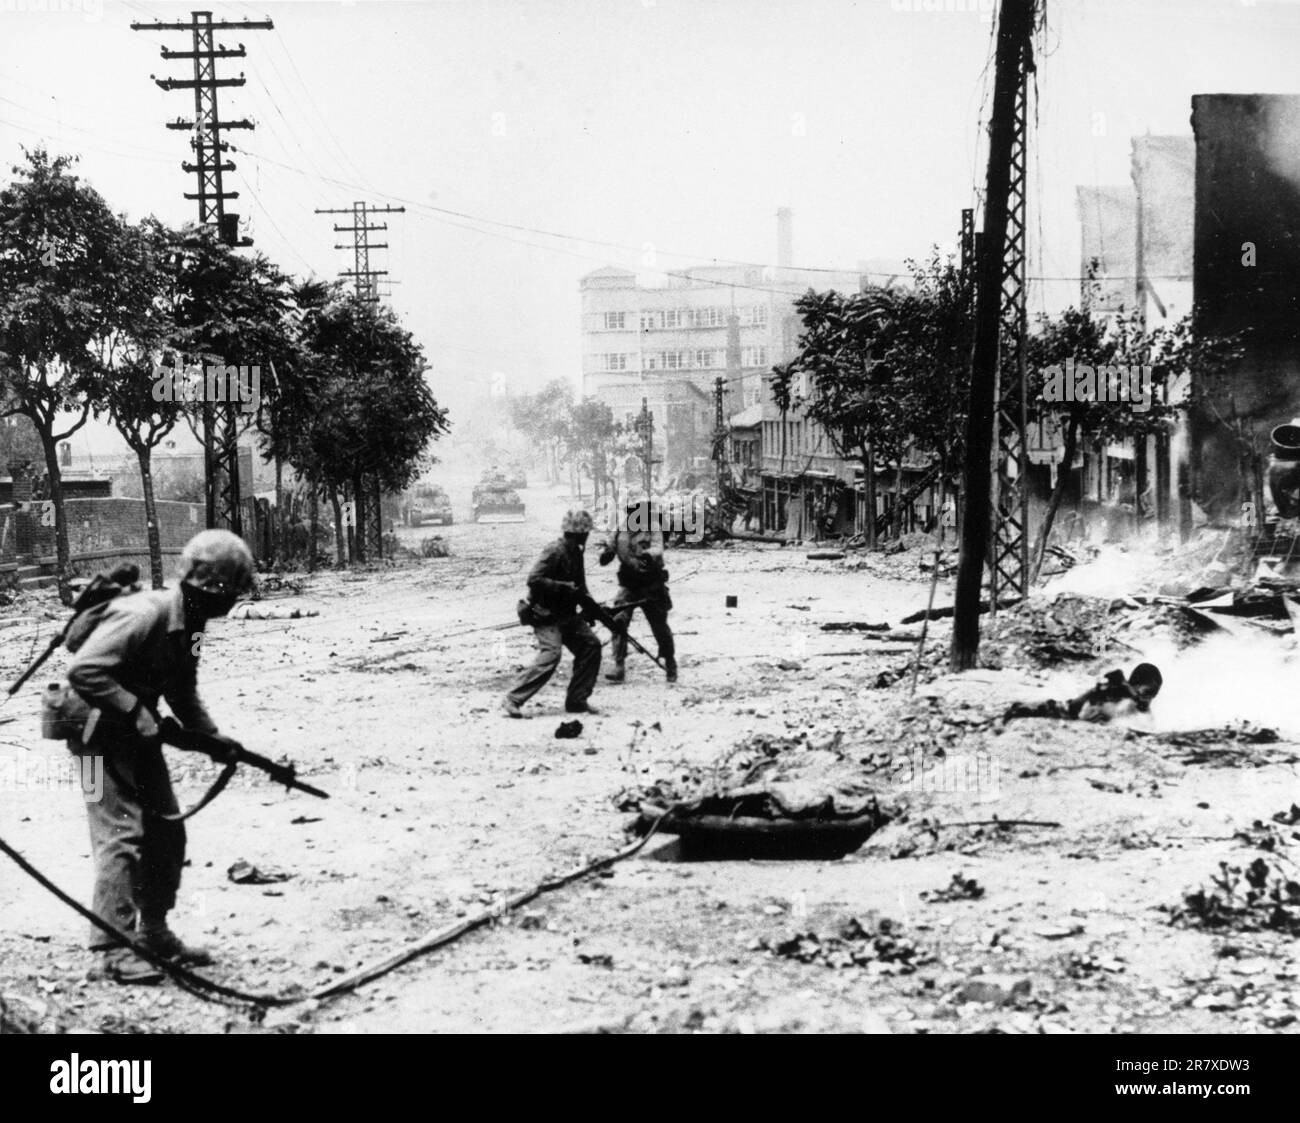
[580,209,869,516]
[1190,94,1300,528]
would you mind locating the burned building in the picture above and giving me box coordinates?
[1191,94,1300,523]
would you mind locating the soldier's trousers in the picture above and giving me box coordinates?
[73,736,185,948]
[611,589,675,667]
[506,617,601,708]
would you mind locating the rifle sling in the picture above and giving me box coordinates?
[104,752,239,823]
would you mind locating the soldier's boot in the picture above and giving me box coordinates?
[664,658,678,684]
[92,947,165,985]
[139,925,214,967]
[604,663,626,683]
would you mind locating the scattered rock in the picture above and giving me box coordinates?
[955,974,1033,1006]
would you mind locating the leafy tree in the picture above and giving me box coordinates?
[0,149,124,602]
[508,378,573,482]
[268,294,448,565]
[167,227,294,531]
[772,250,972,544]
[565,397,618,501]
[91,216,183,587]
[1024,302,1185,580]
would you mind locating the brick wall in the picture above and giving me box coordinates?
[7,497,203,575]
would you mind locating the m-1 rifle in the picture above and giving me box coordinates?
[577,593,665,671]
[158,716,329,800]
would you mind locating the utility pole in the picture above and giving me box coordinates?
[990,16,1033,608]
[712,376,727,463]
[313,201,405,558]
[132,11,272,247]
[951,0,1036,671]
[133,11,273,536]
[638,397,654,495]
[314,201,405,304]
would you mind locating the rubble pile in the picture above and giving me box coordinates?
[839,538,943,584]
[1173,856,1300,937]
[765,915,934,974]
[1129,725,1296,768]
[619,731,897,857]
[981,594,1118,668]
[621,731,889,824]
[920,872,986,903]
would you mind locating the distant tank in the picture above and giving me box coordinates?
[405,482,453,527]
[472,468,526,523]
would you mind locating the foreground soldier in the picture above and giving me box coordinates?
[65,530,254,983]
[503,509,602,718]
[599,513,677,683]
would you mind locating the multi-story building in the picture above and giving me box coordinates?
[579,209,864,486]
[1063,135,1194,541]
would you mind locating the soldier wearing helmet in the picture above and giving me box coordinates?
[598,500,677,684]
[64,530,254,983]
[503,509,602,718]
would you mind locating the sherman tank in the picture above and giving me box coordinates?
[472,468,526,523]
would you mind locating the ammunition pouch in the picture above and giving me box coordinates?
[517,598,555,627]
[40,682,94,741]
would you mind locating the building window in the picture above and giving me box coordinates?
[695,349,717,369]
[741,346,768,368]
[640,311,660,332]
[692,307,724,329]
[602,311,626,330]
[603,353,628,371]
[661,351,687,370]
[747,305,769,328]
[663,309,685,329]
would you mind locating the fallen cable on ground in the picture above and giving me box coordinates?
[0,810,669,1014]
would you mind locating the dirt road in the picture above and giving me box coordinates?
[3,482,1299,1034]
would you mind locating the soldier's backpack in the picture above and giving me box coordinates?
[8,564,144,738]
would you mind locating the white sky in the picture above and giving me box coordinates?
[4,0,1300,427]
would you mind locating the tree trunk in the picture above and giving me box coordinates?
[274,456,284,566]
[352,474,367,563]
[36,421,73,605]
[136,446,165,589]
[1030,415,1079,584]
[893,461,906,537]
[330,490,346,567]
[308,484,319,573]
[373,475,384,559]
[860,449,877,548]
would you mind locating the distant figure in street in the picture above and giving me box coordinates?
[503,509,602,718]
[599,503,677,684]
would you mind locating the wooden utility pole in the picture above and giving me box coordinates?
[132,10,272,246]
[134,11,272,536]
[951,0,1036,671]
[638,397,654,494]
